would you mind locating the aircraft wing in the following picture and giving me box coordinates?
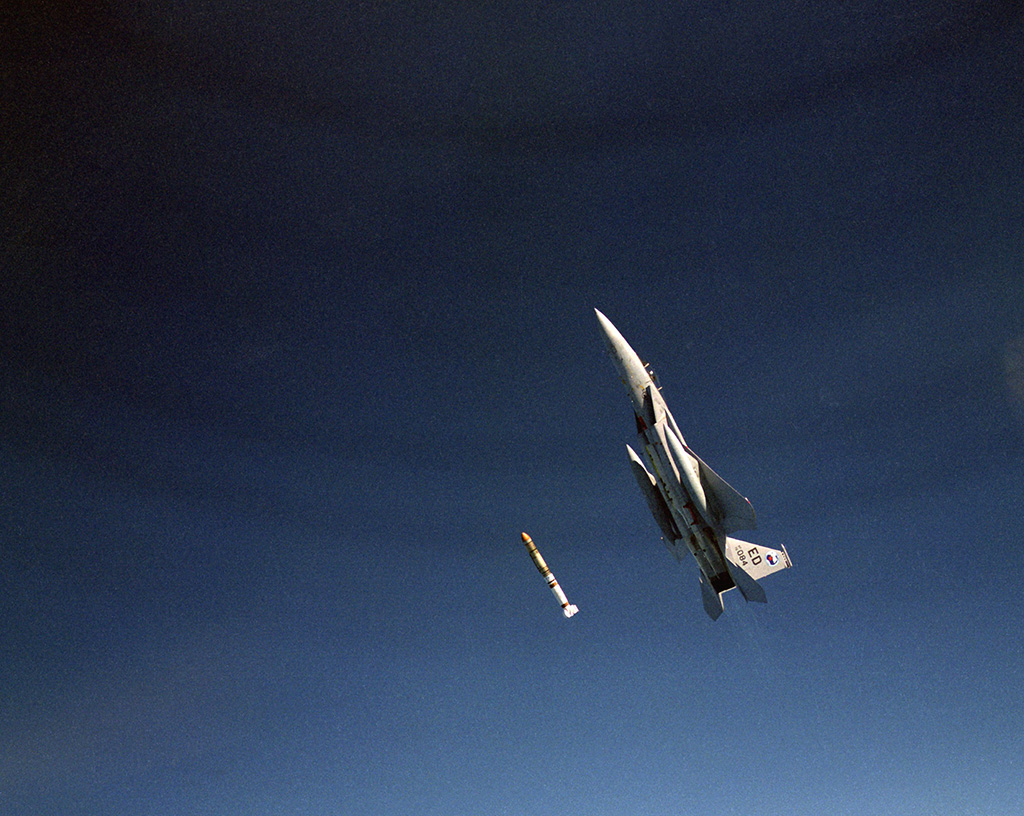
[692,451,758,534]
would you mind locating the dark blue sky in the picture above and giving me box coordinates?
[4,3,1024,814]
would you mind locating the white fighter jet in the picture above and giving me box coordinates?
[595,309,791,619]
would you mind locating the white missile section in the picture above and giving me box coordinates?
[521,532,579,618]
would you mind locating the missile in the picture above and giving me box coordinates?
[520,532,579,618]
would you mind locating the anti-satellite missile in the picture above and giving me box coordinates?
[520,532,578,618]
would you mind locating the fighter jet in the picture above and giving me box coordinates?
[595,309,791,619]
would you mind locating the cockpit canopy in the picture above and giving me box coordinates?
[642,361,661,388]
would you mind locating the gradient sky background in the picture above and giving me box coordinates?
[4,3,1024,815]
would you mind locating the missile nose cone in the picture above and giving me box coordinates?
[521,532,531,543]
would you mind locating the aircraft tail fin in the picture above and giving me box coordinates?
[724,537,792,582]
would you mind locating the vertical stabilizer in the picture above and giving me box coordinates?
[725,537,792,581]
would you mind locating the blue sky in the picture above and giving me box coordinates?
[3,3,1024,814]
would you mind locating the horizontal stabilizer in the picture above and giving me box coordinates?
[693,453,757,533]
[724,537,791,581]
[724,557,767,604]
[699,573,724,620]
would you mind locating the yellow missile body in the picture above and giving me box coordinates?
[520,532,578,618]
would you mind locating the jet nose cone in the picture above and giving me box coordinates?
[594,309,650,412]
[594,309,631,356]
[594,309,620,347]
